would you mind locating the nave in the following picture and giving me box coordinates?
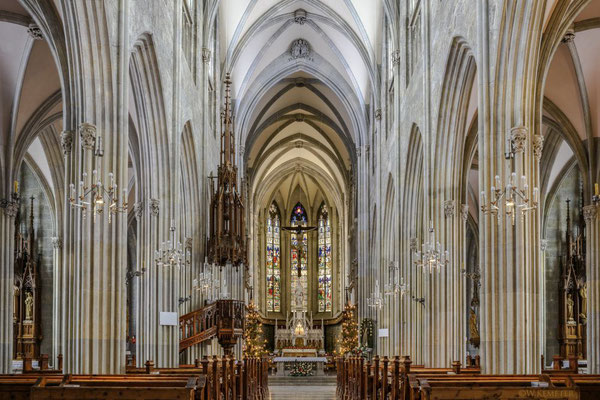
[2,0,600,398]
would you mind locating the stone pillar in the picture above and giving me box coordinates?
[0,197,18,372]
[62,123,127,374]
[51,236,63,367]
[584,205,598,373]
[480,126,542,374]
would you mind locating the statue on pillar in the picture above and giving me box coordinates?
[24,292,33,320]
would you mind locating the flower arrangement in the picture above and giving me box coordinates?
[289,361,314,376]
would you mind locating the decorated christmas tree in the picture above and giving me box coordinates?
[338,302,359,356]
[243,301,267,358]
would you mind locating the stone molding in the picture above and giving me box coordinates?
[583,205,597,224]
[510,126,528,153]
[79,122,96,150]
[444,200,455,218]
[540,239,548,252]
[60,130,74,155]
[185,237,193,251]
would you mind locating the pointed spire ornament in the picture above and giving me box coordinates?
[207,73,247,268]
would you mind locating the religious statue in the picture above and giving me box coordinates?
[24,291,34,320]
[468,308,480,347]
[579,284,587,322]
[566,294,575,323]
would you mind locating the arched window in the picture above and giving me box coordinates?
[266,203,281,312]
[291,202,308,311]
[318,204,332,312]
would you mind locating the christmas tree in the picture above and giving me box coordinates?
[243,301,267,358]
[338,302,359,356]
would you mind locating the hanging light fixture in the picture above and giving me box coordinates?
[413,221,449,273]
[155,221,185,268]
[480,172,538,225]
[207,73,247,268]
[385,261,409,297]
[367,280,385,309]
[68,124,127,223]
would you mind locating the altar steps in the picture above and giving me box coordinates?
[269,375,336,386]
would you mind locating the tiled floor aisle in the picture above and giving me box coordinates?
[269,385,336,399]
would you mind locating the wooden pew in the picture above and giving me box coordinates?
[31,375,202,400]
[411,375,580,400]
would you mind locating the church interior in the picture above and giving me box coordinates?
[1,0,600,398]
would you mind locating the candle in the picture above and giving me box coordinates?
[533,187,538,203]
[495,175,501,188]
[511,172,516,186]
[480,191,486,204]
[521,175,526,190]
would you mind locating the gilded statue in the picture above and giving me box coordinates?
[580,284,587,321]
[469,308,480,347]
[24,291,34,320]
[566,294,575,323]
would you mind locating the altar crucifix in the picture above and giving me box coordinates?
[281,225,315,277]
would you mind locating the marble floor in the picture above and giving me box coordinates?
[269,385,336,399]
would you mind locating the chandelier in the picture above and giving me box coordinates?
[207,73,247,268]
[385,261,409,297]
[68,124,127,223]
[413,221,449,273]
[193,259,230,300]
[367,280,385,309]
[480,172,538,225]
[155,222,185,268]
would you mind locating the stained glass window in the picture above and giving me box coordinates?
[318,204,332,312]
[266,203,281,312]
[291,202,308,311]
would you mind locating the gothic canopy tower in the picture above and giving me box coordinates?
[207,73,247,268]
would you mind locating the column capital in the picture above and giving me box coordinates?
[133,201,144,218]
[1,199,19,218]
[27,23,43,40]
[562,30,575,44]
[391,50,401,66]
[461,204,469,222]
[150,198,160,217]
[510,125,528,153]
[51,237,63,249]
[60,130,74,155]
[533,134,544,162]
[79,123,96,150]
[444,200,456,218]
[202,48,211,64]
[583,205,597,224]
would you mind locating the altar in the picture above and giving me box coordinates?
[273,356,328,376]
[275,311,324,355]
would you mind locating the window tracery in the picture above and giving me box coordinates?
[266,202,281,312]
[318,204,332,312]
